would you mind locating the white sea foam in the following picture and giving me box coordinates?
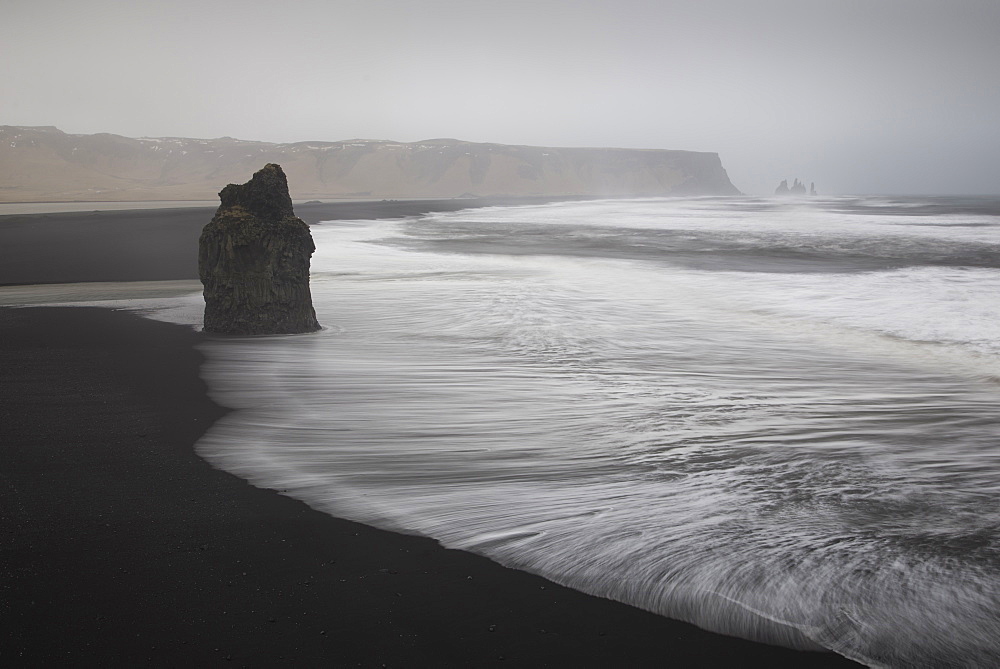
[430,196,1000,244]
[182,197,1000,667]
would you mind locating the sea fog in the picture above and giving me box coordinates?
[170,196,998,667]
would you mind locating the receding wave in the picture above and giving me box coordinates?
[192,196,1000,668]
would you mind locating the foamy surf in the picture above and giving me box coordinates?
[180,196,1000,667]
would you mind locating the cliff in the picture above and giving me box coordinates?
[199,164,320,335]
[0,126,741,202]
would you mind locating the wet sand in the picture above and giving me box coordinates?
[0,201,861,667]
[0,198,561,286]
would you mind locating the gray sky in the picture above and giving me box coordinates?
[4,0,999,195]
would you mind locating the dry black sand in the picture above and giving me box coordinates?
[0,202,861,667]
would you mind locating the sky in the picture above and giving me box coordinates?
[3,0,999,195]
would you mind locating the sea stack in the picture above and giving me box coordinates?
[198,164,321,334]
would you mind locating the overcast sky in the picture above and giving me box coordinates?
[3,0,999,195]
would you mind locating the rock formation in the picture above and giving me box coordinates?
[775,178,815,196]
[198,164,321,335]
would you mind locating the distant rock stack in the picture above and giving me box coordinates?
[198,164,321,334]
[775,178,814,196]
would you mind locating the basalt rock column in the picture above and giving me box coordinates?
[199,164,321,334]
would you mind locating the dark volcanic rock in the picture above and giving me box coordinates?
[198,164,321,334]
[775,178,811,196]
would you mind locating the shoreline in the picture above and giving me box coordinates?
[0,307,859,666]
[0,202,861,666]
[0,196,572,216]
[0,197,569,286]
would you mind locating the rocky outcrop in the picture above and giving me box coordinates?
[775,178,815,196]
[198,164,320,335]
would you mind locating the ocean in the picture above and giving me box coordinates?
[173,196,999,667]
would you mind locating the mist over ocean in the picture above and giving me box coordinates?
[189,196,1000,668]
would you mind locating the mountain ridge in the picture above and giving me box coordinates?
[0,125,740,202]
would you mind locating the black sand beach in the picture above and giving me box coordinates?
[0,202,861,667]
[0,199,560,286]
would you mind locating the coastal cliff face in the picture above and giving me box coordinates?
[0,126,741,201]
[199,164,320,335]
